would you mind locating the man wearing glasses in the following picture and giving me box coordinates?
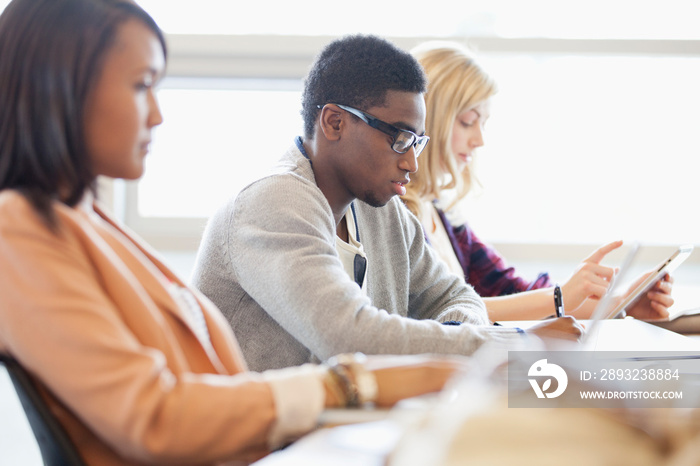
[192,34,582,372]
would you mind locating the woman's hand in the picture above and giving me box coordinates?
[622,273,674,321]
[561,240,622,316]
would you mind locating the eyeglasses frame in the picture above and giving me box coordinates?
[317,103,429,156]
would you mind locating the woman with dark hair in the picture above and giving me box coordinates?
[0,1,465,464]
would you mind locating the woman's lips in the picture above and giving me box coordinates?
[458,153,472,164]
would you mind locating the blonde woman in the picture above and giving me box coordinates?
[403,41,673,321]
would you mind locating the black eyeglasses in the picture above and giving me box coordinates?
[319,104,430,157]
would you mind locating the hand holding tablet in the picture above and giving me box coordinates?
[610,245,693,319]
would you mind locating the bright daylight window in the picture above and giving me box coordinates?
[137,53,700,248]
[1,0,698,252]
[466,53,700,246]
[139,79,302,218]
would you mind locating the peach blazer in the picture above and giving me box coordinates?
[0,191,277,465]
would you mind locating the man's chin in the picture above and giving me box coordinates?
[360,192,390,208]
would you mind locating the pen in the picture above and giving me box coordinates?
[554,284,565,317]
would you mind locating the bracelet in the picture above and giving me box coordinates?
[325,353,378,408]
[553,284,565,317]
[323,367,348,407]
[327,360,359,407]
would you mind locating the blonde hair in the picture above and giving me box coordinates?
[403,41,497,220]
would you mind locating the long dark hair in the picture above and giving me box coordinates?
[0,0,166,227]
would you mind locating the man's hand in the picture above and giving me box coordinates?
[527,316,585,342]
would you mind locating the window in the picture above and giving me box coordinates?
[138,79,302,219]
[121,78,302,249]
[465,53,700,246]
[130,37,700,252]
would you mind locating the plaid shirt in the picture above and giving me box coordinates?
[435,208,551,297]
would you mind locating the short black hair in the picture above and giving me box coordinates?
[301,34,427,139]
[0,0,166,228]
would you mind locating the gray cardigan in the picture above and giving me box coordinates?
[192,142,524,371]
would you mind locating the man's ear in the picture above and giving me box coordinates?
[318,104,344,142]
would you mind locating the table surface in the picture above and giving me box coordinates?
[253,318,700,465]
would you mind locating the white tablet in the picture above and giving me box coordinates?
[609,244,694,318]
[583,242,640,340]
